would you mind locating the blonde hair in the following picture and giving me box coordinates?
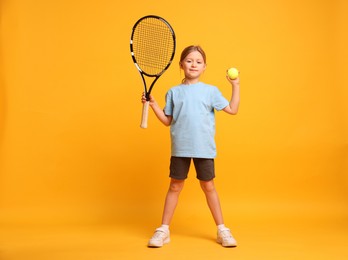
[180,45,207,64]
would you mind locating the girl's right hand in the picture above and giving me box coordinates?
[141,92,155,105]
[141,92,147,104]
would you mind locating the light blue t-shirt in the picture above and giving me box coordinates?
[164,82,229,158]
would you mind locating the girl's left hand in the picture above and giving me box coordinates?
[226,75,240,85]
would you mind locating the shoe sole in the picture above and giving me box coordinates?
[148,237,170,248]
[217,238,237,247]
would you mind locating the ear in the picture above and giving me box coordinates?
[179,62,183,69]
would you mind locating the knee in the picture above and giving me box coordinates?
[169,179,185,193]
[200,180,215,193]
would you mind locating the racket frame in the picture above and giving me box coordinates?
[130,15,176,128]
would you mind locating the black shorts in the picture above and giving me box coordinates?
[169,156,215,181]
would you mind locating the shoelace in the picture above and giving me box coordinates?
[220,229,232,239]
[152,230,166,240]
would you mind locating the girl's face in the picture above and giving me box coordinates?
[180,51,206,83]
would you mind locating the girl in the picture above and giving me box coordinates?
[142,45,240,247]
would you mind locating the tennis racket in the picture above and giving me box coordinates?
[130,15,176,128]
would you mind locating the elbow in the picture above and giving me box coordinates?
[163,115,172,126]
[230,105,239,115]
[224,104,239,115]
[162,119,172,126]
[229,107,238,115]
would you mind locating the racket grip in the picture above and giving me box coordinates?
[140,101,150,129]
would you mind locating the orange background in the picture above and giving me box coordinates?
[1,0,348,259]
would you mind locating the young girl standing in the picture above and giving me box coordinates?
[142,45,240,248]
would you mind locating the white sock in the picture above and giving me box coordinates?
[217,224,226,231]
[160,224,169,231]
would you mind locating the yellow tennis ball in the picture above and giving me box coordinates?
[227,67,239,79]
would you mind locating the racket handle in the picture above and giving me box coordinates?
[140,101,150,129]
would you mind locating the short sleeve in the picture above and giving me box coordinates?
[212,87,229,111]
[164,90,173,116]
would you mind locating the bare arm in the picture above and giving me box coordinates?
[223,76,240,115]
[141,93,172,126]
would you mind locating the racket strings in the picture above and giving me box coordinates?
[132,18,175,76]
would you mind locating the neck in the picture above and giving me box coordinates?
[183,79,199,85]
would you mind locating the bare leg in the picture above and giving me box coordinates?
[200,179,224,225]
[161,178,185,225]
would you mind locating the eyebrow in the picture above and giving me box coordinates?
[185,58,203,61]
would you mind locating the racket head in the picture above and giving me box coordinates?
[130,15,176,78]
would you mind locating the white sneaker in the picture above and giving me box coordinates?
[148,228,170,247]
[217,228,237,247]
